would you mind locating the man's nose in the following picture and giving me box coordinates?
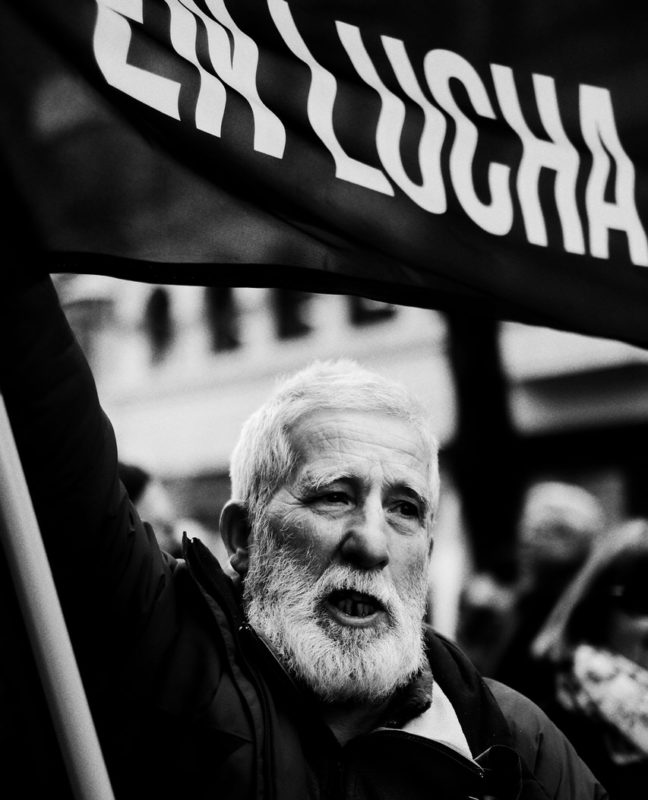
[339,500,389,570]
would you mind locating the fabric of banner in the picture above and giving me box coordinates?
[1,1,648,346]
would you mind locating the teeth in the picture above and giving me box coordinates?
[335,597,376,617]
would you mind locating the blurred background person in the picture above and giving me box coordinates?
[516,481,606,592]
[118,461,184,558]
[118,461,229,565]
[493,481,606,696]
[531,518,648,798]
[453,569,515,677]
[457,481,605,686]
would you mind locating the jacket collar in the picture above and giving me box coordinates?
[423,626,515,755]
[400,680,472,758]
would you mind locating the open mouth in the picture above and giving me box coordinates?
[325,589,386,626]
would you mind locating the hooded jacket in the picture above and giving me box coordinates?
[0,275,607,800]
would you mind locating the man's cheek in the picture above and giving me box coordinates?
[286,514,337,554]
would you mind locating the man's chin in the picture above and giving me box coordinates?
[282,625,422,704]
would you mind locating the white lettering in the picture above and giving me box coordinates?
[336,23,446,213]
[94,0,284,155]
[492,65,584,254]
[164,0,225,136]
[425,50,512,236]
[580,85,648,266]
[94,0,181,119]
[268,0,393,195]
[179,0,285,157]
[93,5,646,270]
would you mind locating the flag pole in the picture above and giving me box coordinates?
[0,392,115,800]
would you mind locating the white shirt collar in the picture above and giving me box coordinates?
[400,681,472,759]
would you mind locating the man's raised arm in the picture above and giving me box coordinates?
[0,270,177,664]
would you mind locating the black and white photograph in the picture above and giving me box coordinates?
[1,3,647,799]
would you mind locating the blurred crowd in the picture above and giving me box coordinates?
[455,480,648,798]
[118,460,229,565]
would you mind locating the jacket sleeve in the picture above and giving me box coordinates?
[0,273,180,676]
[486,679,609,800]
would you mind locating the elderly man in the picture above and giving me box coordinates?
[0,273,606,800]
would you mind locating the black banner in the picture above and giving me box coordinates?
[2,1,648,346]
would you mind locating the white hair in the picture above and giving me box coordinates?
[229,358,440,530]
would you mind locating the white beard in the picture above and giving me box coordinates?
[243,524,429,704]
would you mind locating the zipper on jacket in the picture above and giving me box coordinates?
[183,545,276,800]
[238,621,277,800]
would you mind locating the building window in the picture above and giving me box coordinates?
[271,289,311,340]
[205,286,240,352]
[348,296,396,326]
[144,287,173,362]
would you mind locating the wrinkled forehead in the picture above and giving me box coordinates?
[286,407,436,504]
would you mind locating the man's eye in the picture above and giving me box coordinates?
[393,501,419,518]
[320,492,350,504]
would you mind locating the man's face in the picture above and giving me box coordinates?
[243,408,434,704]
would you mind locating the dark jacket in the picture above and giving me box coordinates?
[0,275,607,800]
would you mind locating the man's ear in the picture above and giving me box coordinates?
[220,500,252,579]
